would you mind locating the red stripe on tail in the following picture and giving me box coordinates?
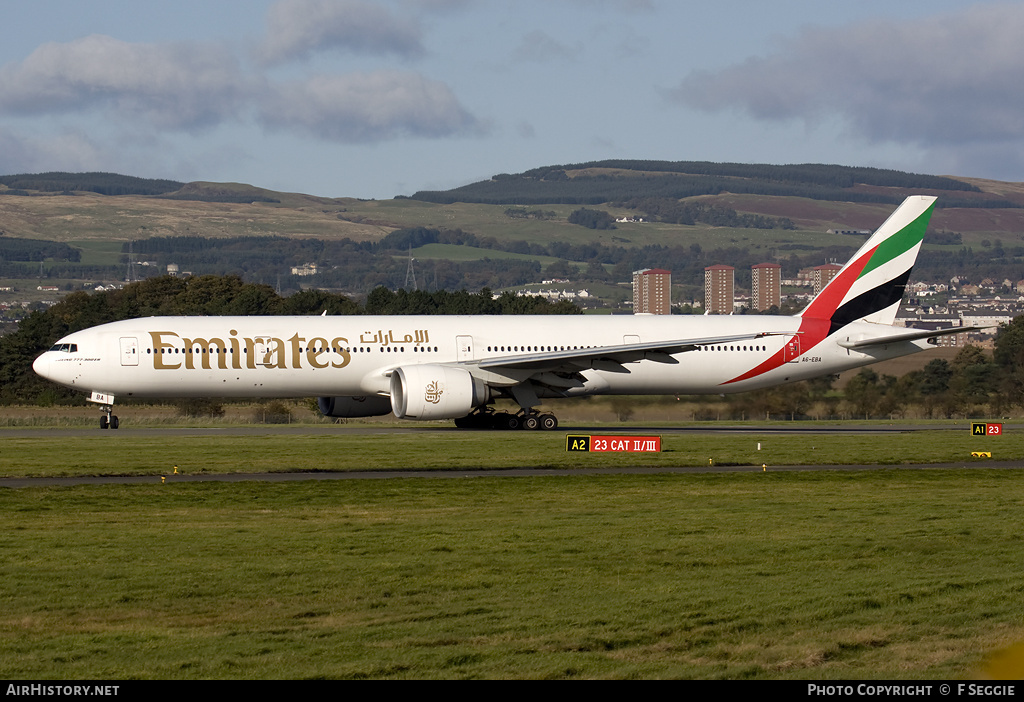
[799,246,876,321]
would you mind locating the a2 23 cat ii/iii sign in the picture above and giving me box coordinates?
[566,435,662,453]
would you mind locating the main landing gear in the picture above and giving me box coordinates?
[99,406,119,430]
[519,412,558,431]
[454,408,558,431]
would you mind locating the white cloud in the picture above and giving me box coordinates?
[259,0,425,65]
[259,71,481,142]
[672,3,1024,149]
[0,127,111,174]
[0,30,482,146]
[0,35,250,130]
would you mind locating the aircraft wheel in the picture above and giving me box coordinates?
[540,414,558,430]
[110,416,119,430]
[522,415,540,431]
[100,416,109,429]
[503,413,520,430]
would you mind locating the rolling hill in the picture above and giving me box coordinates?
[3,163,1024,300]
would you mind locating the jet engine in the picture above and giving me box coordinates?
[317,395,393,418]
[390,365,489,420]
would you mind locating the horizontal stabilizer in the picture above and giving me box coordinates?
[837,326,989,350]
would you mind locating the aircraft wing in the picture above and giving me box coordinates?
[837,326,988,350]
[467,330,789,374]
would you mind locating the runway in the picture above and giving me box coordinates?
[2,420,1009,439]
[3,459,1022,489]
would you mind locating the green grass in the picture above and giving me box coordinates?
[0,428,1018,478]
[2,425,1022,678]
[2,471,1024,679]
[350,199,849,250]
[67,240,126,267]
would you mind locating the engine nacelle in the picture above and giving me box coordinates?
[390,365,489,420]
[317,395,393,418]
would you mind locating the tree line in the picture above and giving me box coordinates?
[0,172,183,196]
[523,160,980,192]
[405,161,1020,208]
[611,199,795,229]
[757,338,1021,420]
[0,236,81,262]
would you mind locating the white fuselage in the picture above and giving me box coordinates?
[32,314,931,403]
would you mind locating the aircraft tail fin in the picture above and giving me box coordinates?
[799,195,937,334]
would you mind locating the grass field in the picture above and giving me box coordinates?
[2,468,1024,679]
[0,425,1018,478]
[2,423,1024,678]
[0,189,864,257]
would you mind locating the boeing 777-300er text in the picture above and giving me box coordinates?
[33,196,977,430]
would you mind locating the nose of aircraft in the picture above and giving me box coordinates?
[32,352,51,381]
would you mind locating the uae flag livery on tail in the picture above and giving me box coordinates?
[801,195,936,334]
[724,196,937,386]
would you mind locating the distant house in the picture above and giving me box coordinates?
[960,311,1013,329]
[291,263,318,276]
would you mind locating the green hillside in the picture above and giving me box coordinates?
[407,160,1016,208]
[0,172,184,197]
[4,164,1024,305]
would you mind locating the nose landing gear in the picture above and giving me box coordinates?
[99,406,119,430]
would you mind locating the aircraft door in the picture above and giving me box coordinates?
[784,335,801,362]
[456,335,474,362]
[119,337,139,366]
[252,336,277,367]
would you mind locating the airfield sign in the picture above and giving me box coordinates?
[566,435,662,453]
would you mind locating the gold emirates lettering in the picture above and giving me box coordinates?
[148,331,351,370]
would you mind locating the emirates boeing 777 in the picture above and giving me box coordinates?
[33,196,973,430]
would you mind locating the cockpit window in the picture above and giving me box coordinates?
[48,343,78,353]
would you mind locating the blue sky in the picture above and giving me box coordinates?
[1,0,1021,198]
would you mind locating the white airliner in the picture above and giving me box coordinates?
[33,195,973,430]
